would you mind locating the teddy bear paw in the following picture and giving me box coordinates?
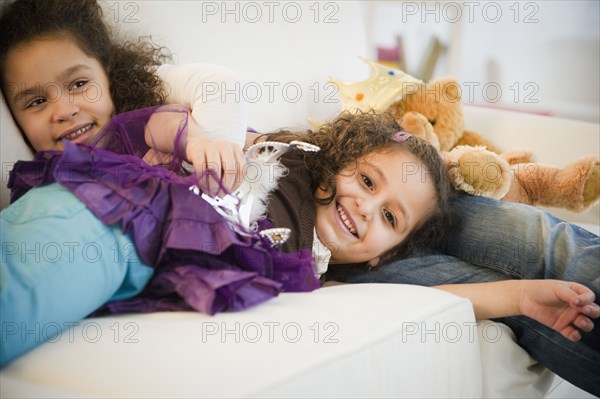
[445,146,512,199]
[582,160,600,208]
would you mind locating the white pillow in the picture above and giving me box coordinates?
[1,92,33,209]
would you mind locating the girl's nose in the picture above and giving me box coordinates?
[356,197,375,221]
[51,95,79,122]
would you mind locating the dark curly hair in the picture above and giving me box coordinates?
[265,110,458,263]
[0,0,170,121]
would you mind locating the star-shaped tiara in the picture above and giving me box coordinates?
[327,57,423,113]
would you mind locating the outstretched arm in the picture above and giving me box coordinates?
[143,63,251,195]
[435,280,600,342]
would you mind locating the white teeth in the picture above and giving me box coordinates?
[65,124,92,140]
[337,205,358,236]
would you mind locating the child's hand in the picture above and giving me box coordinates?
[144,106,246,196]
[519,280,600,342]
[185,134,246,196]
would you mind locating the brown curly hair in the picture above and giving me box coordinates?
[0,0,170,121]
[265,110,458,262]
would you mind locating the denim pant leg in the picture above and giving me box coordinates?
[325,247,510,285]
[498,316,599,395]
[440,196,600,395]
[0,184,154,367]
[439,194,600,296]
[444,195,600,395]
[325,194,600,395]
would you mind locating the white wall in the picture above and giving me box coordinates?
[100,0,370,132]
[0,0,371,208]
[366,1,600,123]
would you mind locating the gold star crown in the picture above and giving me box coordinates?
[328,57,423,113]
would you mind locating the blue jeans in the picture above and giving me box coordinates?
[326,194,600,396]
[0,184,154,367]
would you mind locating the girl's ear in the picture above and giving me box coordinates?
[367,257,381,268]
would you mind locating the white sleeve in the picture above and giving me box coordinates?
[157,63,249,148]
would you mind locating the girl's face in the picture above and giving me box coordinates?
[3,35,114,151]
[315,149,436,266]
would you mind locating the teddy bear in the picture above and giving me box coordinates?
[387,77,600,212]
[327,58,600,212]
[399,111,600,211]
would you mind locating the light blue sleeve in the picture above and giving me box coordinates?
[0,183,153,367]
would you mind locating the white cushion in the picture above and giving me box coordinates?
[1,284,484,398]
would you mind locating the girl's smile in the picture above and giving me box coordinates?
[58,122,96,143]
[335,202,359,237]
[3,34,114,151]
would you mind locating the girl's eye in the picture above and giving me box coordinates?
[383,209,396,228]
[361,174,373,190]
[26,98,46,108]
[71,80,88,89]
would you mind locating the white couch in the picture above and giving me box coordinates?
[1,1,598,398]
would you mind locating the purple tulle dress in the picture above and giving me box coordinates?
[8,106,320,315]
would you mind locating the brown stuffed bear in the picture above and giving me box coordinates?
[399,111,600,211]
[328,59,600,212]
[388,80,600,212]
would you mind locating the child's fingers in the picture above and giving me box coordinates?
[569,282,595,300]
[199,167,218,197]
[192,151,219,196]
[581,303,600,318]
[572,314,595,332]
[560,325,582,342]
[565,282,596,307]
[220,146,245,193]
[193,145,246,196]
[232,146,246,192]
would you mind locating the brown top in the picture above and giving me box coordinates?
[265,150,316,254]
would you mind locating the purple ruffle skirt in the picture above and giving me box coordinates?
[8,108,320,315]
